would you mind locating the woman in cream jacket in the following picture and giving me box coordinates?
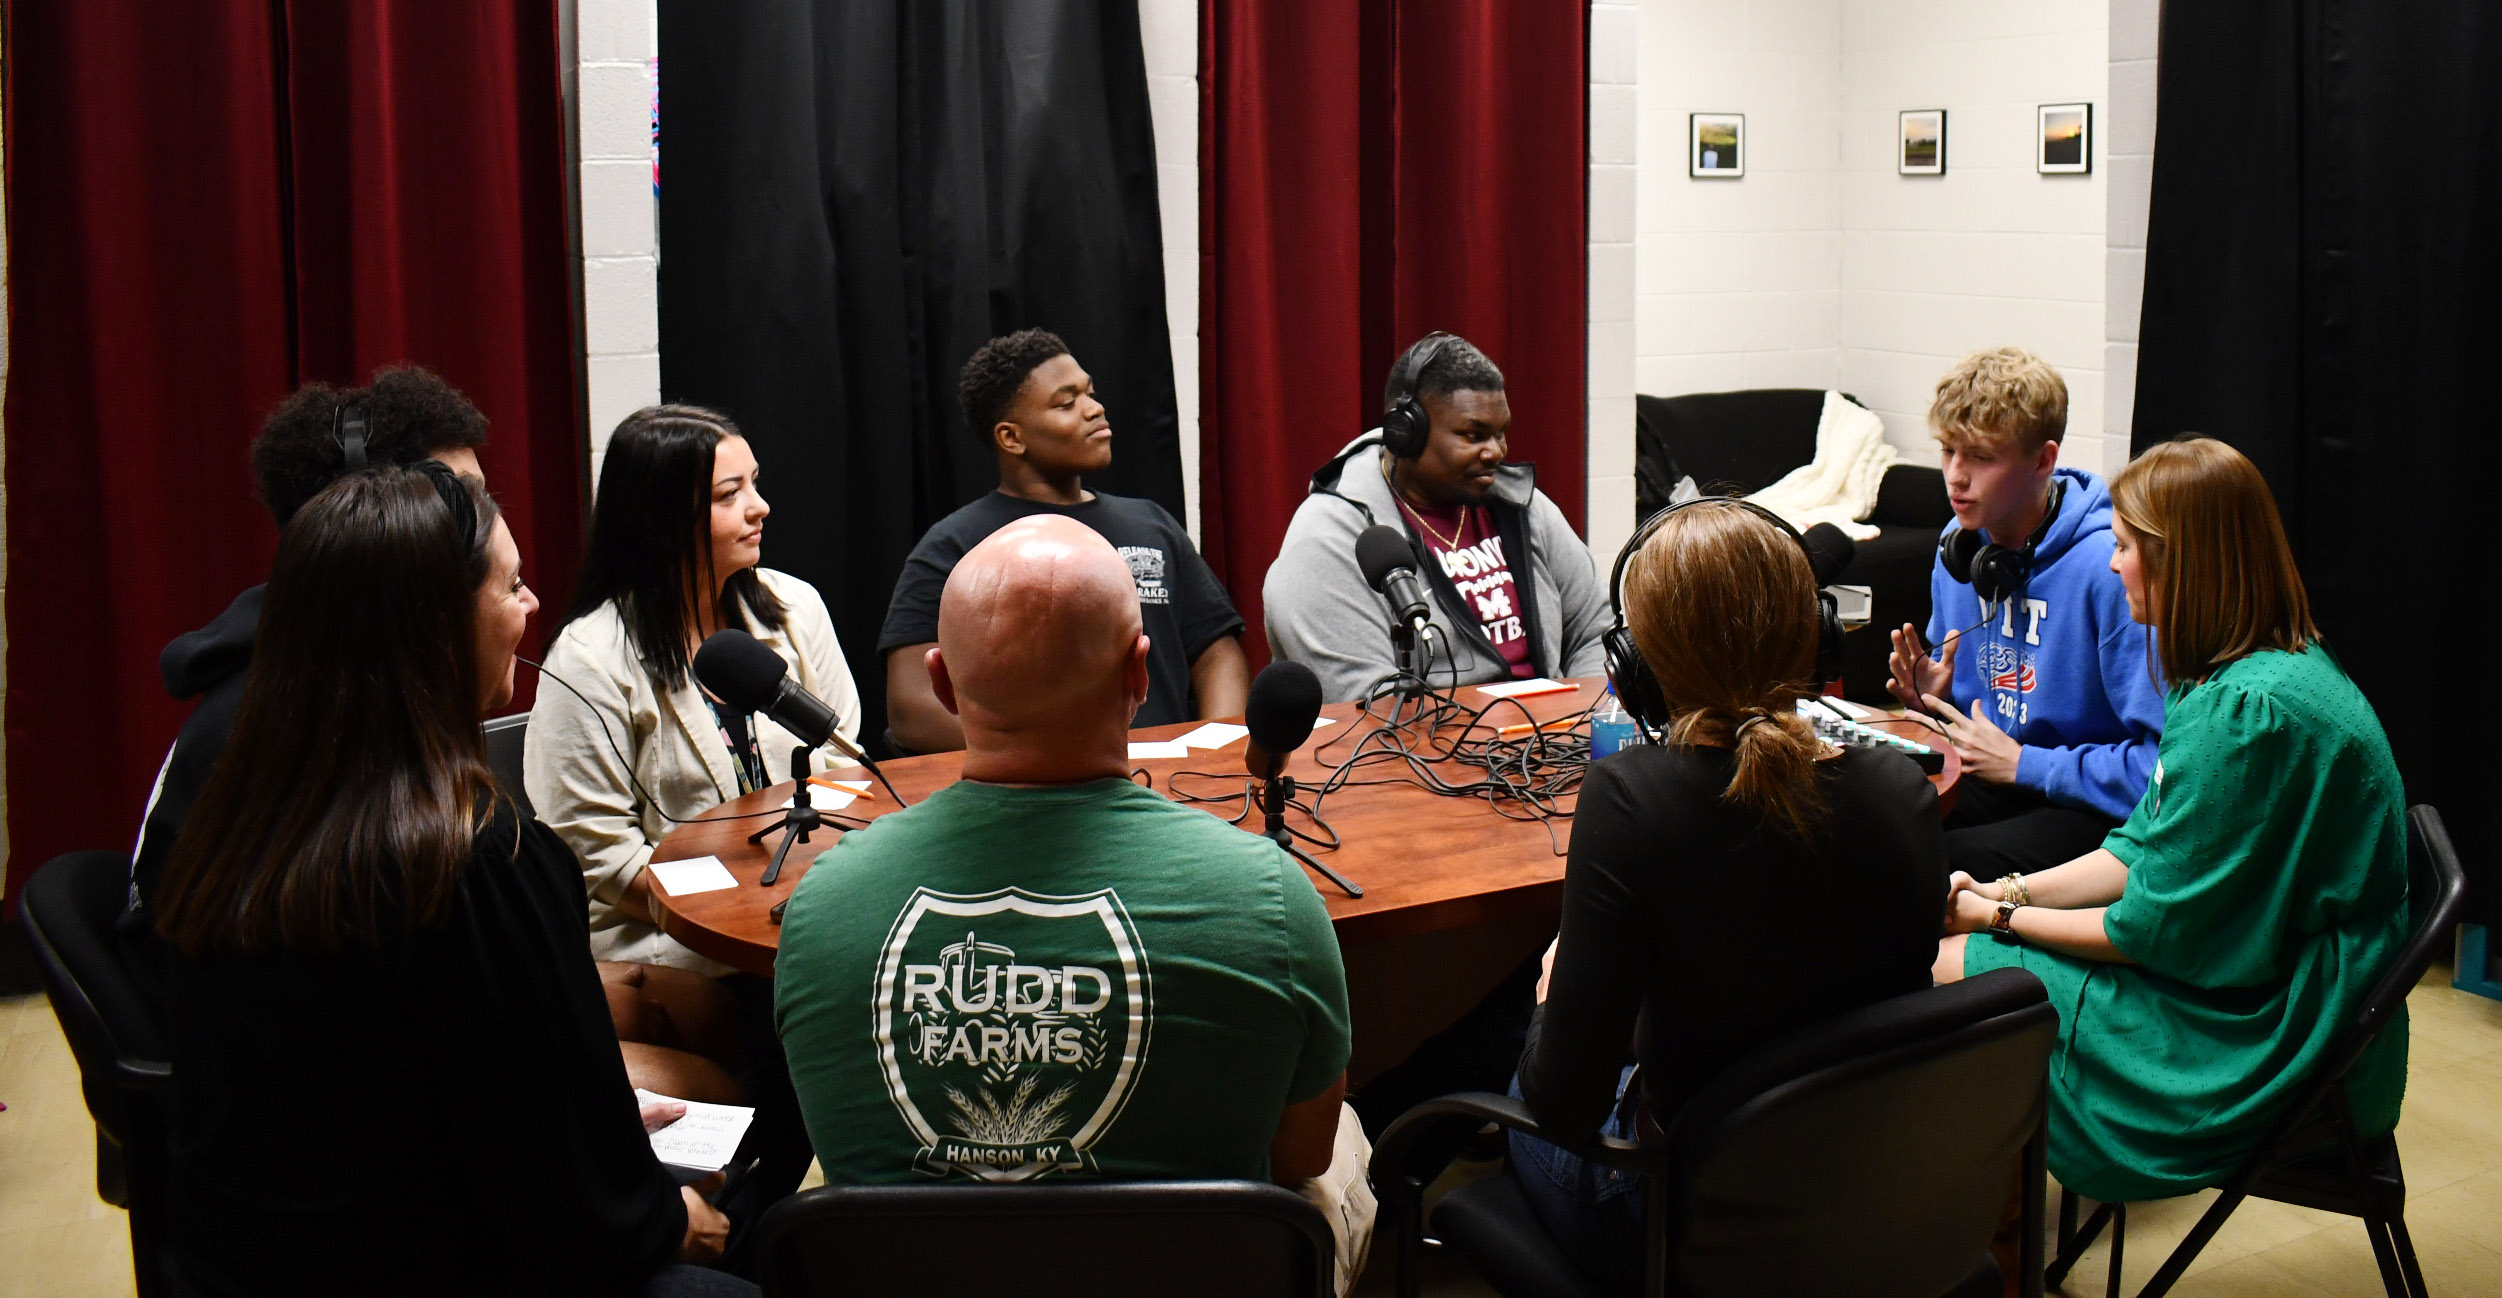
[527,406,862,973]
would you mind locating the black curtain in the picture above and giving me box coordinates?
[2134,2,2502,925]
[656,1,1183,746]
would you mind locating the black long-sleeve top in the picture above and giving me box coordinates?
[1519,744,1947,1146]
[165,802,686,1297]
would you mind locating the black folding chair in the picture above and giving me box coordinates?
[752,1178,1336,1297]
[1372,967,2055,1298]
[22,850,174,1298]
[482,712,533,818]
[2047,803,2469,1298]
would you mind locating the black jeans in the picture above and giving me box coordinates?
[1943,778,2119,881]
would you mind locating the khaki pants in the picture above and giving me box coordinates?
[1294,1104,1379,1298]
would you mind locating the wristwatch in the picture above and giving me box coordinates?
[1991,900,2021,938]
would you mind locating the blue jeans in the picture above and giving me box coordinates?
[1505,1068,1645,1292]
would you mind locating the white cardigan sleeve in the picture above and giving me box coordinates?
[524,624,661,914]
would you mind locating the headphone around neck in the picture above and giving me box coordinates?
[1602,496,1846,735]
[1379,332,1458,460]
[1939,476,2067,604]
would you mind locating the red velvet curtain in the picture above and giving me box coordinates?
[2,1,583,908]
[1200,0,1588,664]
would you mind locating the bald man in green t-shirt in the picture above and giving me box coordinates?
[776,516,1361,1234]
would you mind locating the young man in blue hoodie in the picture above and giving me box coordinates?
[1886,347,2165,881]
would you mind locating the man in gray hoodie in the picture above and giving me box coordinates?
[1264,333,1612,703]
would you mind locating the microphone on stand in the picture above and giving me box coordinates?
[1243,661,1361,898]
[1798,522,1857,586]
[693,629,905,886]
[1356,525,1437,692]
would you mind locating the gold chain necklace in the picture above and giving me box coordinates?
[1383,459,1471,549]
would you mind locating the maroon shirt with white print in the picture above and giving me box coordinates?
[1400,498,1535,679]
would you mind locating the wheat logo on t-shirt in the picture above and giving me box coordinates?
[1118,546,1171,605]
[874,887,1153,1182]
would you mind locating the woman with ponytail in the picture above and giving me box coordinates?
[1506,500,1949,1286]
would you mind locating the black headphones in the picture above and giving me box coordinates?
[1939,476,2067,604]
[1379,332,1459,459]
[1602,496,1846,734]
[333,397,372,470]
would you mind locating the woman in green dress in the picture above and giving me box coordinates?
[1929,435,2408,1203]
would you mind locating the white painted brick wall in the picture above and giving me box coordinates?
[574,0,658,481]
[1139,0,1201,543]
[2106,0,2159,466]
[1839,1,2110,468]
[1633,0,1845,432]
[1588,0,1642,566]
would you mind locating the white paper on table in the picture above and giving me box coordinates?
[1174,722,1251,750]
[1127,740,1192,760]
[635,1089,755,1172]
[1475,677,1573,699]
[782,780,869,813]
[1309,717,1338,731]
[646,855,738,896]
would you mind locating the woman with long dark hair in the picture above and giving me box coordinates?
[526,405,860,971]
[1937,436,2408,1204]
[1505,500,1947,1288]
[155,466,745,1296]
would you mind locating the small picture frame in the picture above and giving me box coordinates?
[1690,113,1745,178]
[1899,109,1946,176]
[2038,102,2091,174]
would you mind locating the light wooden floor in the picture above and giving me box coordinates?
[7,965,2500,1296]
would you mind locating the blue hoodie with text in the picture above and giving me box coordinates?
[1923,467,2164,821]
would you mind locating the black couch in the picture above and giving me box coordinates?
[1633,389,1953,705]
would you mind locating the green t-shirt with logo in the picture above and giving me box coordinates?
[775,777,1352,1185]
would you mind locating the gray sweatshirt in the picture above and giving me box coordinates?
[1262,436,1613,703]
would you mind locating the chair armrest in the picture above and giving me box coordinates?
[1372,1091,1662,1193]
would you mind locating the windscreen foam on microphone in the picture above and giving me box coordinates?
[1355,525,1418,594]
[1798,522,1857,586]
[1245,660,1325,757]
[692,629,790,713]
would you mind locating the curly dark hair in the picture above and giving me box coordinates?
[250,365,490,524]
[957,328,1072,443]
[1383,334,1505,412]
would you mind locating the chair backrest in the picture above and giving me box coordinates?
[2296,804,2468,1106]
[1661,967,2054,1298]
[753,1179,1336,1298]
[482,712,533,819]
[22,852,171,1140]
[1636,390,1851,503]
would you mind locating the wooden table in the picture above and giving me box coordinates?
[649,678,1957,1079]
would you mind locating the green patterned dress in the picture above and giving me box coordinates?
[1964,645,2409,1201]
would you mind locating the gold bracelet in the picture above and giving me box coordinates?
[2008,872,2032,907]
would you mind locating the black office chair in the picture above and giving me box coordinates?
[2046,803,2469,1298]
[752,1179,1335,1297]
[1372,967,2054,1298]
[482,712,533,818]
[22,850,173,1298]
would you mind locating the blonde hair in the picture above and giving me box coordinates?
[2109,436,2317,686]
[1930,347,2068,453]
[1621,502,1827,839]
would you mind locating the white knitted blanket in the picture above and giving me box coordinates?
[1747,391,1901,541]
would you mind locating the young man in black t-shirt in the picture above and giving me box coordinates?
[880,329,1249,753]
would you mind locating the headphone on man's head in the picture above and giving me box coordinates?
[1939,476,2067,604]
[1602,496,1846,734]
[333,397,372,470]
[1378,332,1459,459]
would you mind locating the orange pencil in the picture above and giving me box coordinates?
[808,774,877,800]
[1498,718,1577,738]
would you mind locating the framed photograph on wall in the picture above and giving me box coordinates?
[1900,109,1945,175]
[2038,102,2091,174]
[1690,113,1744,178]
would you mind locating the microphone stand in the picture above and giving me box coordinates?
[1259,771,1362,899]
[751,744,822,887]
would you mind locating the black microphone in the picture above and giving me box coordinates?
[693,630,871,767]
[1799,522,1857,586]
[1355,525,1433,637]
[1243,661,1324,781]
